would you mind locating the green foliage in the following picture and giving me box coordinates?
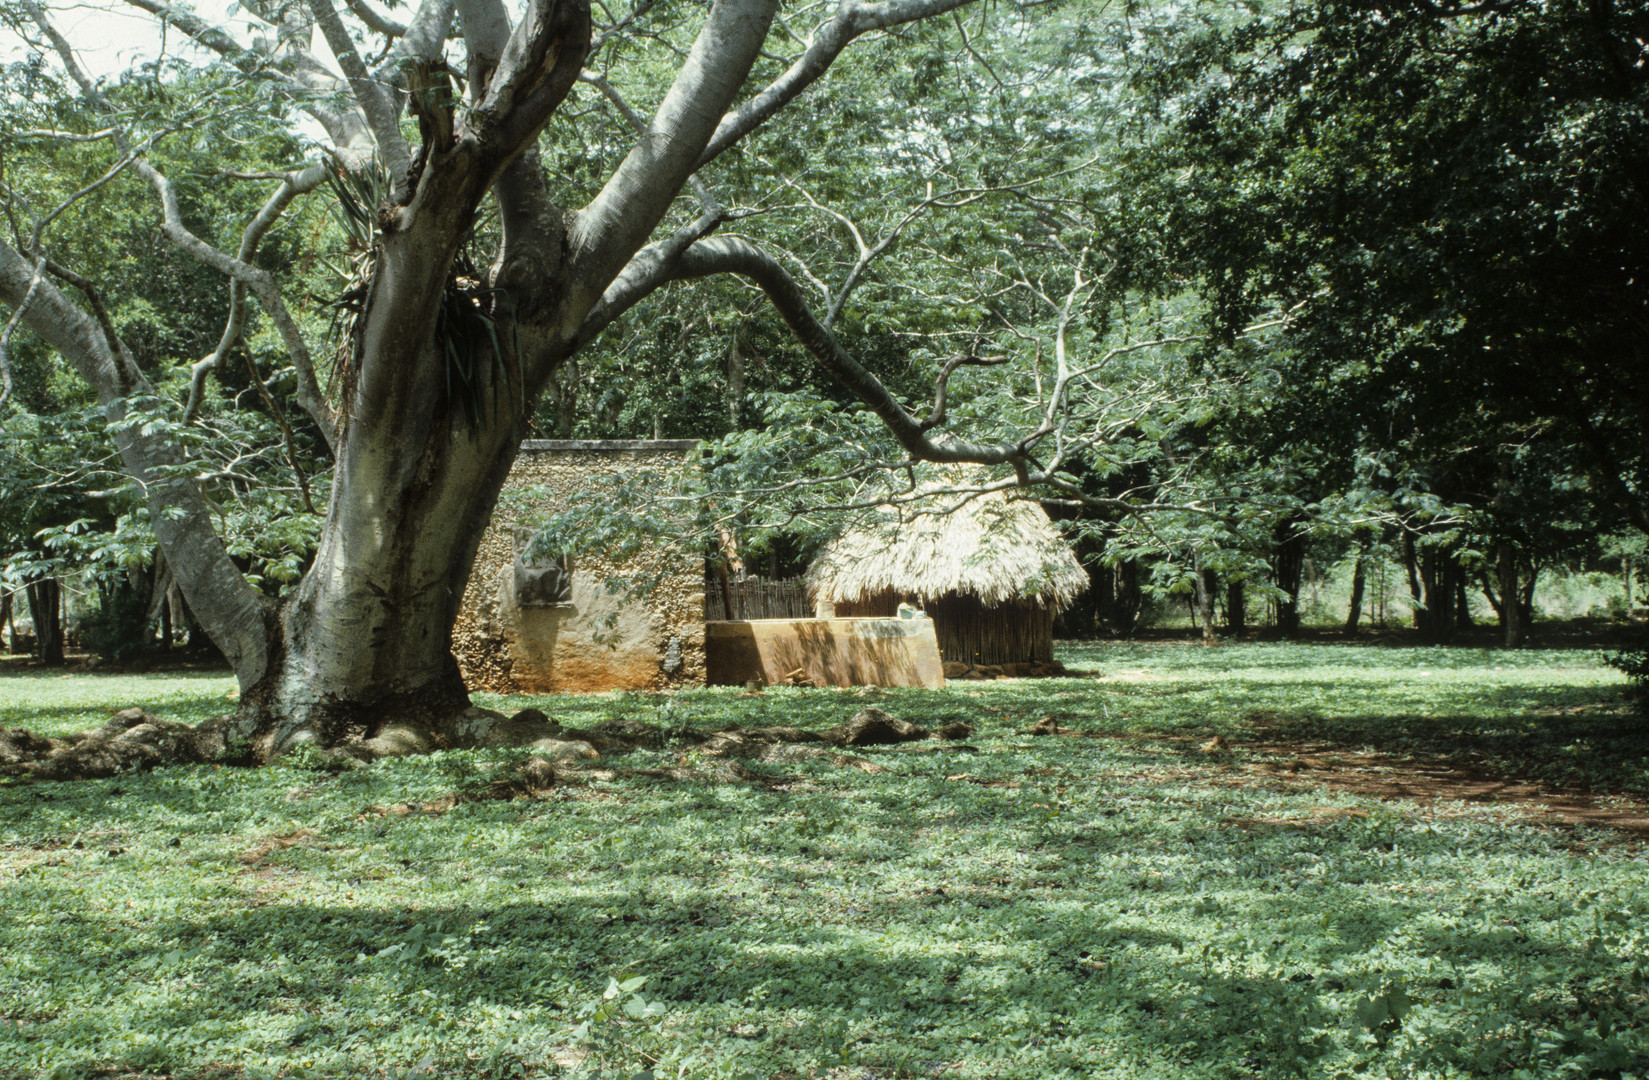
[1603,633,1649,721]
[76,583,151,662]
[1,642,1644,1078]
[1110,0,1649,576]
[570,975,668,1079]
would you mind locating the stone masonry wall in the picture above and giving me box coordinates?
[452,440,705,693]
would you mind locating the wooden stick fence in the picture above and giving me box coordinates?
[704,576,812,620]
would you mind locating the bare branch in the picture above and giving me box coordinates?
[588,0,660,56]
[10,127,117,144]
[191,165,337,448]
[573,209,726,347]
[469,0,591,161]
[455,0,513,99]
[26,2,335,448]
[0,236,273,686]
[919,353,1009,432]
[0,254,45,409]
[580,69,723,211]
[343,0,408,37]
[672,234,1022,469]
[118,0,369,154]
[308,0,414,199]
[389,0,458,66]
[695,0,980,170]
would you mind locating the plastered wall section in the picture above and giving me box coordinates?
[452,441,706,693]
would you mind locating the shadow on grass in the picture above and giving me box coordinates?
[7,869,1630,1079]
[1237,698,1649,795]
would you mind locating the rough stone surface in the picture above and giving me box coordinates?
[452,441,706,693]
[936,721,975,740]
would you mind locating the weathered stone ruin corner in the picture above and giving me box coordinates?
[452,440,705,694]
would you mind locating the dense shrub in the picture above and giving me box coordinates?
[1604,635,1649,718]
[78,585,151,661]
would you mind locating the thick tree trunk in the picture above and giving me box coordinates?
[234,348,528,756]
[1408,542,1461,644]
[1226,579,1246,636]
[1111,560,1143,635]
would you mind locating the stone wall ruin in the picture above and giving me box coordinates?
[452,440,705,693]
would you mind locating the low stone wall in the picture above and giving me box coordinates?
[453,440,705,693]
[705,617,944,689]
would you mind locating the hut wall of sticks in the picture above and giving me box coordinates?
[809,486,1088,668]
[452,440,705,693]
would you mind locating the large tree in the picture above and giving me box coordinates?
[3,0,1180,761]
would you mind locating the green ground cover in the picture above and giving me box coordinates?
[1,643,1644,1079]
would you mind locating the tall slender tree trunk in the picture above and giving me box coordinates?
[1272,521,1305,639]
[1227,579,1246,636]
[26,578,64,666]
[1192,563,1217,645]
[1345,546,1367,634]
[726,331,745,429]
[1497,542,1524,648]
[1454,568,1474,629]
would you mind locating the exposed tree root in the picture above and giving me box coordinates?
[0,704,968,783]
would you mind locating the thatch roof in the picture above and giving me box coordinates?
[809,488,1089,611]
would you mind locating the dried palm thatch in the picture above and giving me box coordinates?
[809,487,1088,611]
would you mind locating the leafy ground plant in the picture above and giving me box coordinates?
[0,642,1644,1078]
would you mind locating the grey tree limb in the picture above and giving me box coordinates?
[672,235,1022,469]
[569,0,778,294]
[308,0,414,199]
[694,0,980,169]
[0,237,272,688]
[119,0,371,159]
[343,0,409,37]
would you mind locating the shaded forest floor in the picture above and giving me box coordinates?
[1,640,1645,1078]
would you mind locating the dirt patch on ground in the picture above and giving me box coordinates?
[1022,719,1649,847]
[1200,736,1649,846]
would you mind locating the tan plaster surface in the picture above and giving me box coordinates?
[704,617,944,689]
[453,443,705,693]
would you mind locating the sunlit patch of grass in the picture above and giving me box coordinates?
[0,665,239,737]
[1,642,1643,1078]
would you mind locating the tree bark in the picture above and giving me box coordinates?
[1192,565,1217,645]
[1497,542,1524,648]
[1226,579,1246,636]
[1272,521,1305,638]
[1112,560,1142,635]
[26,578,64,666]
[1345,547,1367,634]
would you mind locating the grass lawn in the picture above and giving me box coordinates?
[1,641,1645,1079]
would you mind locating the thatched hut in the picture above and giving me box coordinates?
[809,489,1088,667]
